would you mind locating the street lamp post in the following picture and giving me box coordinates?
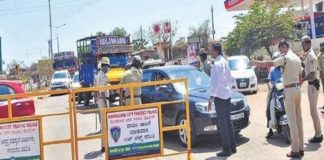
[48,0,53,59]
[53,24,66,53]
[211,5,215,41]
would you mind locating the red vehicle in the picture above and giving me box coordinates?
[0,81,35,118]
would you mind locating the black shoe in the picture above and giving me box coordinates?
[321,110,324,114]
[286,151,300,158]
[309,135,323,143]
[266,130,274,139]
[217,151,231,157]
[231,148,237,154]
[101,147,105,152]
[300,151,304,156]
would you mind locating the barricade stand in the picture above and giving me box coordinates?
[72,78,192,160]
[0,89,76,160]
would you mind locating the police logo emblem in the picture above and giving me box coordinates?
[110,126,121,143]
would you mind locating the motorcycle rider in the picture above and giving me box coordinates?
[266,51,283,139]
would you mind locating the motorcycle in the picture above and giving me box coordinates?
[268,79,291,144]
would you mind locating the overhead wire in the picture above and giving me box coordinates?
[0,0,96,16]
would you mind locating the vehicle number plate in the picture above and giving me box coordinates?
[231,113,244,120]
[240,82,247,87]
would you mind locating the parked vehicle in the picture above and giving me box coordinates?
[0,81,35,118]
[228,55,258,93]
[50,70,72,91]
[268,79,291,144]
[141,66,250,146]
[76,35,132,104]
[53,51,78,75]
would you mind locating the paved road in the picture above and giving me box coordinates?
[35,84,324,160]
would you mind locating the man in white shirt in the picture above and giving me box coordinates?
[209,43,236,157]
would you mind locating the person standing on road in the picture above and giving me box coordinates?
[300,36,323,143]
[120,55,143,106]
[199,48,212,76]
[252,40,304,158]
[208,43,236,157]
[265,51,282,139]
[95,57,110,152]
[318,42,324,111]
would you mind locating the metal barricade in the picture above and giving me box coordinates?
[72,78,192,160]
[0,89,75,160]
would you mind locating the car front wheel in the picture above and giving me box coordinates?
[176,114,197,147]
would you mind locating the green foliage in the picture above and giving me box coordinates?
[109,27,128,37]
[132,39,149,51]
[188,19,211,38]
[224,0,295,56]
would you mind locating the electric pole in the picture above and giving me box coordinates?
[140,25,143,40]
[53,24,66,53]
[48,0,53,59]
[211,5,215,41]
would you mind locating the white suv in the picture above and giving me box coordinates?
[228,55,258,94]
[50,70,72,90]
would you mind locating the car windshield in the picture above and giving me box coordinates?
[167,68,210,92]
[108,53,128,68]
[73,74,79,82]
[53,73,67,79]
[229,59,251,70]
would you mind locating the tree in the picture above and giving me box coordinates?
[109,27,128,37]
[132,39,149,51]
[189,19,211,38]
[224,0,295,57]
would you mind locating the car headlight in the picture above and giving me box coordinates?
[195,102,216,114]
[232,77,236,85]
[250,76,257,82]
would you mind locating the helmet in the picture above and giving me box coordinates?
[272,51,281,60]
[301,35,311,45]
[132,55,143,68]
[100,57,110,65]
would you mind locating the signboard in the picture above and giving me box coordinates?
[224,0,245,10]
[187,36,201,44]
[107,107,161,160]
[98,45,132,54]
[187,44,197,64]
[164,21,171,33]
[0,119,41,160]
[97,36,130,46]
[53,51,75,61]
[153,24,161,34]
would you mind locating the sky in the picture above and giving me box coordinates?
[0,0,243,67]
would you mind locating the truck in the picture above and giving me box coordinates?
[53,51,78,75]
[76,35,132,105]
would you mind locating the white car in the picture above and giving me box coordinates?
[72,71,81,90]
[50,70,72,90]
[228,55,258,93]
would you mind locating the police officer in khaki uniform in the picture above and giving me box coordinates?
[95,57,110,152]
[252,40,304,158]
[301,36,323,143]
[120,55,143,105]
[318,42,324,110]
[199,48,212,76]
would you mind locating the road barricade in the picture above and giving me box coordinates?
[0,89,76,160]
[72,78,192,160]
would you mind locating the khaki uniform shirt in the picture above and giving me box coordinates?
[318,53,324,78]
[120,67,143,97]
[304,49,318,81]
[273,49,302,85]
[96,70,109,107]
[201,60,212,76]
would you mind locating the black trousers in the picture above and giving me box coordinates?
[214,97,236,153]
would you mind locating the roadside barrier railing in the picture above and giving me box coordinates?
[72,78,191,160]
[0,89,75,160]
